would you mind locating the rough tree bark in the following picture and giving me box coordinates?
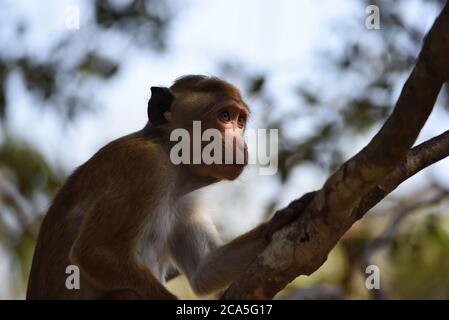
[222,2,449,299]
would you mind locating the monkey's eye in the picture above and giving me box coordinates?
[237,115,246,128]
[219,110,231,122]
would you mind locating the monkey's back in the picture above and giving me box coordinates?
[26,165,93,299]
[26,131,166,299]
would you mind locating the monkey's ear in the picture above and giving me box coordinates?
[148,86,174,125]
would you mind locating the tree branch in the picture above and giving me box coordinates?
[353,130,449,220]
[222,2,449,299]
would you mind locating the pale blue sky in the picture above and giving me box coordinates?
[4,0,449,232]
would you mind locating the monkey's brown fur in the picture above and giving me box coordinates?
[26,75,303,299]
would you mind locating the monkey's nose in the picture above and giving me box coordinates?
[229,140,246,165]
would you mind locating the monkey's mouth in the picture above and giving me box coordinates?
[214,163,245,181]
[206,148,248,166]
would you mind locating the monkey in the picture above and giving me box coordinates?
[26,75,314,300]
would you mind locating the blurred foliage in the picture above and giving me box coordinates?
[0,0,177,298]
[96,0,174,50]
[0,137,62,199]
[387,214,449,299]
[0,0,176,203]
[220,0,449,300]
[0,0,448,299]
[77,53,118,79]
[0,0,177,124]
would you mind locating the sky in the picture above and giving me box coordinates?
[4,0,449,230]
[3,0,363,231]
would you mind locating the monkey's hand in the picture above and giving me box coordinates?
[263,191,317,242]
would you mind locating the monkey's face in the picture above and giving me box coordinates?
[147,76,250,182]
[188,100,249,181]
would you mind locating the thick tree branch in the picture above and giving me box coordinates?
[353,129,449,220]
[223,2,449,299]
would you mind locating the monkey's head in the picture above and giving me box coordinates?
[148,75,249,181]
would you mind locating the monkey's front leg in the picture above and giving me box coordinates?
[263,191,317,241]
[100,289,143,300]
[70,244,177,300]
[70,241,176,300]
[69,203,178,300]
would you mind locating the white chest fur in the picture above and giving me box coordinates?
[137,196,175,282]
[136,193,199,283]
